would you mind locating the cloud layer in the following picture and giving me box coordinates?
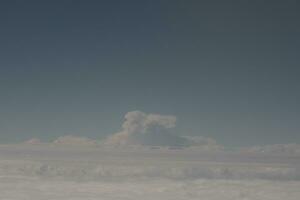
[20,110,298,156]
[1,144,300,200]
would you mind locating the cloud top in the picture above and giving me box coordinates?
[105,111,187,146]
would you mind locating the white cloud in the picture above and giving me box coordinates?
[104,111,224,150]
[0,145,299,181]
[0,145,299,199]
[105,111,186,146]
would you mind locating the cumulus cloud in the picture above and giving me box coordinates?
[104,111,223,150]
[53,135,97,146]
[21,111,224,150]
[105,111,189,147]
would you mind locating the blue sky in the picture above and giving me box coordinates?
[0,0,299,146]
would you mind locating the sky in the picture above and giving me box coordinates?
[0,0,299,146]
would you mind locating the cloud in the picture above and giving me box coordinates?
[0,147,299,181]
[21,111,223,150]
[53,135,97,146]
[105,111,190,147]
[104,111,223,150]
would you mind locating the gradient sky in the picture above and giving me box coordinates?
[0,0,299,146]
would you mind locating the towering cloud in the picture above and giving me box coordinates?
[105,111,189,146]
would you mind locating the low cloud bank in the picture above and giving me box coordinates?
[53,135,98,146]
[23,135,98,146]
[1,175,300,200]
[20,111,298,155]
[244,143,300,155]
[0,157,299,181]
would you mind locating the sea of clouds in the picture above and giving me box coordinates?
[1,177,300,200]
[1,110,300,199]
[0,144,300,200]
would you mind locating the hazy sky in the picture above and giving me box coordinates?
[0,0,299,146]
